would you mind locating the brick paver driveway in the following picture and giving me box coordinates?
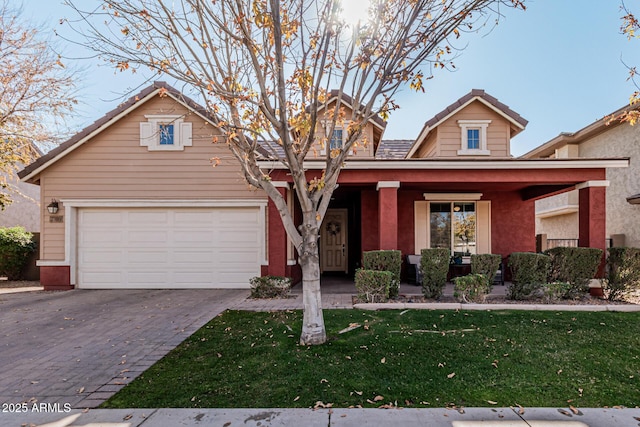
[0,289,248,408]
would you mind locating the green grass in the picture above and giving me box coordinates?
[102,309,640,409]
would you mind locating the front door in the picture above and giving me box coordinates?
[321,209,348,273]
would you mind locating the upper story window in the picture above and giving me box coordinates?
[159,124,175,145]
[457,120,491,156]
[467,129,480,149]
[140,115,192,151]
[330,129,343,150]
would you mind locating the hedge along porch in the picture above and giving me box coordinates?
[261,160,623,282]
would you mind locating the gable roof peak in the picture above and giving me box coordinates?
[405,89,528,158]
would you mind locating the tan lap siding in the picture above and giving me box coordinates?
[40,95,265,260]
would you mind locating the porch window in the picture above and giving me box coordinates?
[429,202,477,255]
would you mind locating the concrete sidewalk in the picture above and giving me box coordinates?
[1,407,639,426]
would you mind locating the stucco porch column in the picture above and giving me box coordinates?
[577,180,608,282]
[265,182,289,277]
[377,181,400,250]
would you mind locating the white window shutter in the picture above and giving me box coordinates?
[180,122,193,147]
[414,201,428,253]
[476,200,491,254]
[140,122,154,147]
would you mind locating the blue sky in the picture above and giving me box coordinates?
[21,0,640,156]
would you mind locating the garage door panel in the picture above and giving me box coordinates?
[128,230,169,243]
[173,251,214,263]
[128,250,169,264]
[127,211,169,224]
[77,207,262,289]
[173,231,215,243]
[173,211,215,224]
[81,249,122,264]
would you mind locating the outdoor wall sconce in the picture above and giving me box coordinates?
[47,199,59,214]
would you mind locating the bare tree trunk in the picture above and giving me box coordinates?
[298,224,326,345]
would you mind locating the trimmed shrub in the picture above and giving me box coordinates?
[543,282,572,303]
[603,247,640,301]
[507,252,550,300]
[249,276,292,299]
[545,247,603,299]
[0,227,36,280]
[363,250,401,298]
[420,248,450,299]
[471,254,502,283]
[453,273,492,303]
[355,269,392,303]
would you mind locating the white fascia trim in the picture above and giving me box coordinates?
[271,181,290,189]
[575,180,610,189]
[60,199,268,208]
[257,159,629,170]
[424,193,483,201]
[287,259,297,266]
[536,205,579,218]
[376,181,400,190]
[20,90,161,183]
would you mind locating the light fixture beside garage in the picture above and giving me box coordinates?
[47,199,59,214]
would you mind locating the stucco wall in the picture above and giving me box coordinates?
[534,123,640,247]
[0,171,40,232]
[580,123,640,247]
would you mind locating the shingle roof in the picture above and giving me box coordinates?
[422,89,528,130]
[375,140,413,159]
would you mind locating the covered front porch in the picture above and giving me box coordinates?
[262,159,622,285]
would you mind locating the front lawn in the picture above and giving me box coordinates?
[102,309,640,408]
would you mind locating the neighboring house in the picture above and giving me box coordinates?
[19,83,627,290]
[522,104,640,249]
[0,168,40,233]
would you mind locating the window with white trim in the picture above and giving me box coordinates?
[140,115,192,151]
[457,120,491,155]
[330,129,343,150]
[429,202,477,256]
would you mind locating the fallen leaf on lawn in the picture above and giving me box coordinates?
[557,369,562,375]
[567,330,573,334]
[438,363,444,368]
[400,310,409,315]
[380,357,386,364]
[338,323,361,334]
[487,400,498,405]
[447,372,455,379]
[578,388,583,397]
[217,353,222,358]
[320,378,328,383]
[293,396,300,401]
[569,405,579,415]
[354,390,363,396]
[492,360,498,368]
[374,395,384,401]
[345,356,351,360]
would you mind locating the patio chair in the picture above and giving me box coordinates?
[406,254,423,285]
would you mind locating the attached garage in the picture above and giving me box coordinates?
[71,203,266,289]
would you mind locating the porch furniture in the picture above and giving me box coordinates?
[406,255,422,285]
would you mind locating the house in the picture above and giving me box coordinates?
[1,157,41,234]
[19,82,628,290]
[521,104,640,249]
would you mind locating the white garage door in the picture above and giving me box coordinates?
[76,207,263,289]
